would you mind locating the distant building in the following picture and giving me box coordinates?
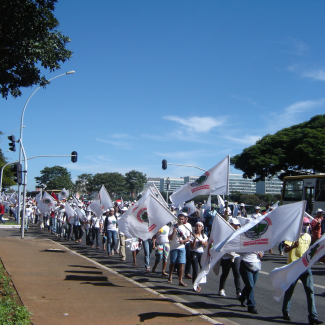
[160,178,184,192]
[229,174,256,194]
[143,177,160,191]
[256,176,283,195]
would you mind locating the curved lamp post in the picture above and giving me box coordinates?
[18,71,75,238]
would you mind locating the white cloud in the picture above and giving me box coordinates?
[223,135,260,145]
[163,116,225,133]
[95,137,130,148]
[281,99,325,119]
[302,69,325,81]
[110,133,134,139]
[154,150,217,159]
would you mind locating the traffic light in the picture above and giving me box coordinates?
[11,163,23,185]
[71,151,78,163]
[162,159,167,170]
[8,135,16,152]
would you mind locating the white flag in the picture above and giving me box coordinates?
[215,201,306,253]
[193,213,234,291]
[73,197,87,221]
[269,234,325,301]
[37,192,55,214]
[58,188,69,201]
[65,202,76,224]
[118,194,175,240]
[149,183,168,208]
[98,185,113,210]
[217,195,225,215]
[182,201,196,216]
[203,194,212,220]
[170,156,229,207]
[89,200,104,218]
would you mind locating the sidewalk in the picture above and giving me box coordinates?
[0,234,217,325]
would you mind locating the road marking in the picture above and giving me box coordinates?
[260,270,325,289]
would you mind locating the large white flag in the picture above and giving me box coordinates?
[118,194,175,240]
[170,156,229,207]
[193,213,234,291]
[98,185,113,210]
[215,201,306,253]
[65,202,76,224]
[149,183,168,208]
[37,192,55,214]
[269,234,325,301]
[89,200,104,218]
[58,188,69,201]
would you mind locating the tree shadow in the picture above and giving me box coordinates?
[138,311,200,322]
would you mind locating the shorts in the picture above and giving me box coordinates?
[170,247,186,264]
[155,243,170,262]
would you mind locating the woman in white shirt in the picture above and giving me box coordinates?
[190,221,208,292]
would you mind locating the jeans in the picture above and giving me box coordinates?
[219,257,242,294]
[74,225,83,240]
[239,260,259,307]
[107,230,118,255]
[92,227,100,247]
[282,268,318,321]
[0,214,5,224]
[278,241,285,254]
[190,251,203,284]
[143,239,153,268]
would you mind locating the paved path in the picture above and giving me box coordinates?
[0,231,227,325]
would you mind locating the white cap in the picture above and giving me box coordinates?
[177,211,188,217]
[121,207,128,211]
[240,203,245,207]
[230,218,240,225]
[316,208,324,213]
[255,206,260,210]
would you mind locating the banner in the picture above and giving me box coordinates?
[149,183,168,208]
[98,185,113,210]
[269,234,325,301]
[89,200,104,218]
[37,192,55,214]
[58,188,69,201]
[193,213,234,291]
[170,156,229,207]
[73,196,87,221]
[215,201,306,253]
[65,202,76,224]
[217,195,225,215]
[118,194,175,240]
[182,201,196,216]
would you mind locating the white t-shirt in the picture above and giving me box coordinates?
[92,216,103,228]
[183,222,192,238]
[106,215,117,231]
[190,233,208,253]
[155,225,170,245]
[25,207,33,217]
[169,224,188,250]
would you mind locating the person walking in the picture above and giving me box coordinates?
[152,224,170,276]
[282,217,323,325]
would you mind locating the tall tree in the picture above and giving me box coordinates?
[73,173,93,195]
[0,148,16,190]
[35,166,72,190]
[87,172,126,197]
[125,170,147,196]
[0,0,72,99]
[231,115,325,181]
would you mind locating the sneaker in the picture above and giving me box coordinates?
[219,289,226,296]
[237,292,242,299]
[280,252,284,256]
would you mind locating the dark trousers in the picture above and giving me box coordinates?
[219,257,242,294]
[240,260,259,307]
[74,225,83,240]
[190,251,202,284]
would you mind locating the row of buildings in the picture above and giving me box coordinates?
[144,174,283,195]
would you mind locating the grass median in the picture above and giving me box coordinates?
[0,259,31,325]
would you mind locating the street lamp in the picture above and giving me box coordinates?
[18,71,75,238]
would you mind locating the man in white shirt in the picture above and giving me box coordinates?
[168,212,190,286]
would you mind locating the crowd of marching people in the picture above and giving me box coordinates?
[1,187,325,325]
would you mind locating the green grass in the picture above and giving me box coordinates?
[0,260,31,325]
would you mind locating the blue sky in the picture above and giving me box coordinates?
[2,1,325,191]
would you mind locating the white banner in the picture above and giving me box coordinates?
[118,194,175,240]
[73,197,87,221]
[170,156,229,207]
[193,213,234,291]
[215,201,306,253]
[65,202,76,224]
[182,201,196,216]
[37,192,55,214]
[58,188,69,201]
[269,234,325,301]
[89,200,104,218]
[98,185,113,210]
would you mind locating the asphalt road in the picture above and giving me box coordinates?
[1,226,324,325]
